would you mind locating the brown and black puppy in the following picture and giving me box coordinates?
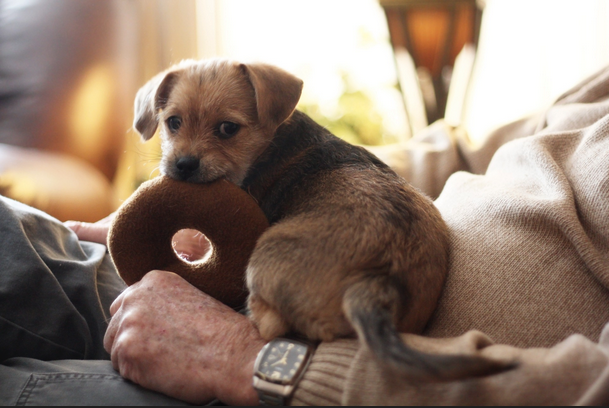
[133,59,512,380]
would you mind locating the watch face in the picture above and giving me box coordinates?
[257,340,309,384]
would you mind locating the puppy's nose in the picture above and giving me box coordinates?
[175,156,200,180]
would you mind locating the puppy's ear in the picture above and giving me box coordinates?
[240,63,303,130]
[133,70,182,141]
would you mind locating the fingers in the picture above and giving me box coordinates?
[104,288,128,361]
[103,272,169,360]
[104,277,139,361]
[109,287,127,316]
[65,220,109,245]
[104,311,120,369]
[65,212,116,245]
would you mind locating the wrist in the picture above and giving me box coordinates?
[235,341,265,406]
[214,330,266,406]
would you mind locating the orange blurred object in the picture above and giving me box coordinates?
[380,0,484,123]
[0,0,139,221]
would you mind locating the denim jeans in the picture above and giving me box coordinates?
[0,196,189,405]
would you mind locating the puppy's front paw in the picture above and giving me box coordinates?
[248,295,289,340]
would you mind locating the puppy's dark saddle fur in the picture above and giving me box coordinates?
[243,111,393,223]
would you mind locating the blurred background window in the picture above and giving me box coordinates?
[463,0,609,142]
[128,0,609,195]
[1,0,608,220]
[200,0,409,146]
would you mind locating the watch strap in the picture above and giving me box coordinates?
[257,389,286,406]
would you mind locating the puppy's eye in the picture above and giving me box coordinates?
[167,116,182,133]
[218,121,240,139]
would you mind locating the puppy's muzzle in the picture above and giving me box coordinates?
[175,156,200,181]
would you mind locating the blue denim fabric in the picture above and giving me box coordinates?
[0,359,190,406]
[0,197,191,405]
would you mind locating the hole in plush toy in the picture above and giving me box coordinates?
[172,229,213,264]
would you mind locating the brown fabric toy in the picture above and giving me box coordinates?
[108,176,269,308]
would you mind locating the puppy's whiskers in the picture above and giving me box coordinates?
[148,166,162,179]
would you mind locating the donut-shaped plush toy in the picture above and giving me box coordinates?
[108,176,269,308]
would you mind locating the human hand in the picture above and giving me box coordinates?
[65,212,116,245]
[104,270,264,405]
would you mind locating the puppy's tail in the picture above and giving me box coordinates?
[343,276,516,382]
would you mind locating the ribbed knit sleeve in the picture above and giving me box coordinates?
[290,340,359,406]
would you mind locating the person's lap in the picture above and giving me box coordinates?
[0,196,189,405]
[0,358,189,406]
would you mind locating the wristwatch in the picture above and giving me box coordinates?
[252,337,315,406]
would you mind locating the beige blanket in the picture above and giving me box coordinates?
[291,66,609,405]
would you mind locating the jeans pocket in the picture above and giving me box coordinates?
[16,372,190,406]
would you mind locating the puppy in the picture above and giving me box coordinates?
[133,59,512,380]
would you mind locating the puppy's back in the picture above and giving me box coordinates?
[245,110,515,381]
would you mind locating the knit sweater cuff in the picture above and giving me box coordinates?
[290,339,360,406]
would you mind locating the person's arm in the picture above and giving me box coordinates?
[101,272,609,406]
[290,327,609,406]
